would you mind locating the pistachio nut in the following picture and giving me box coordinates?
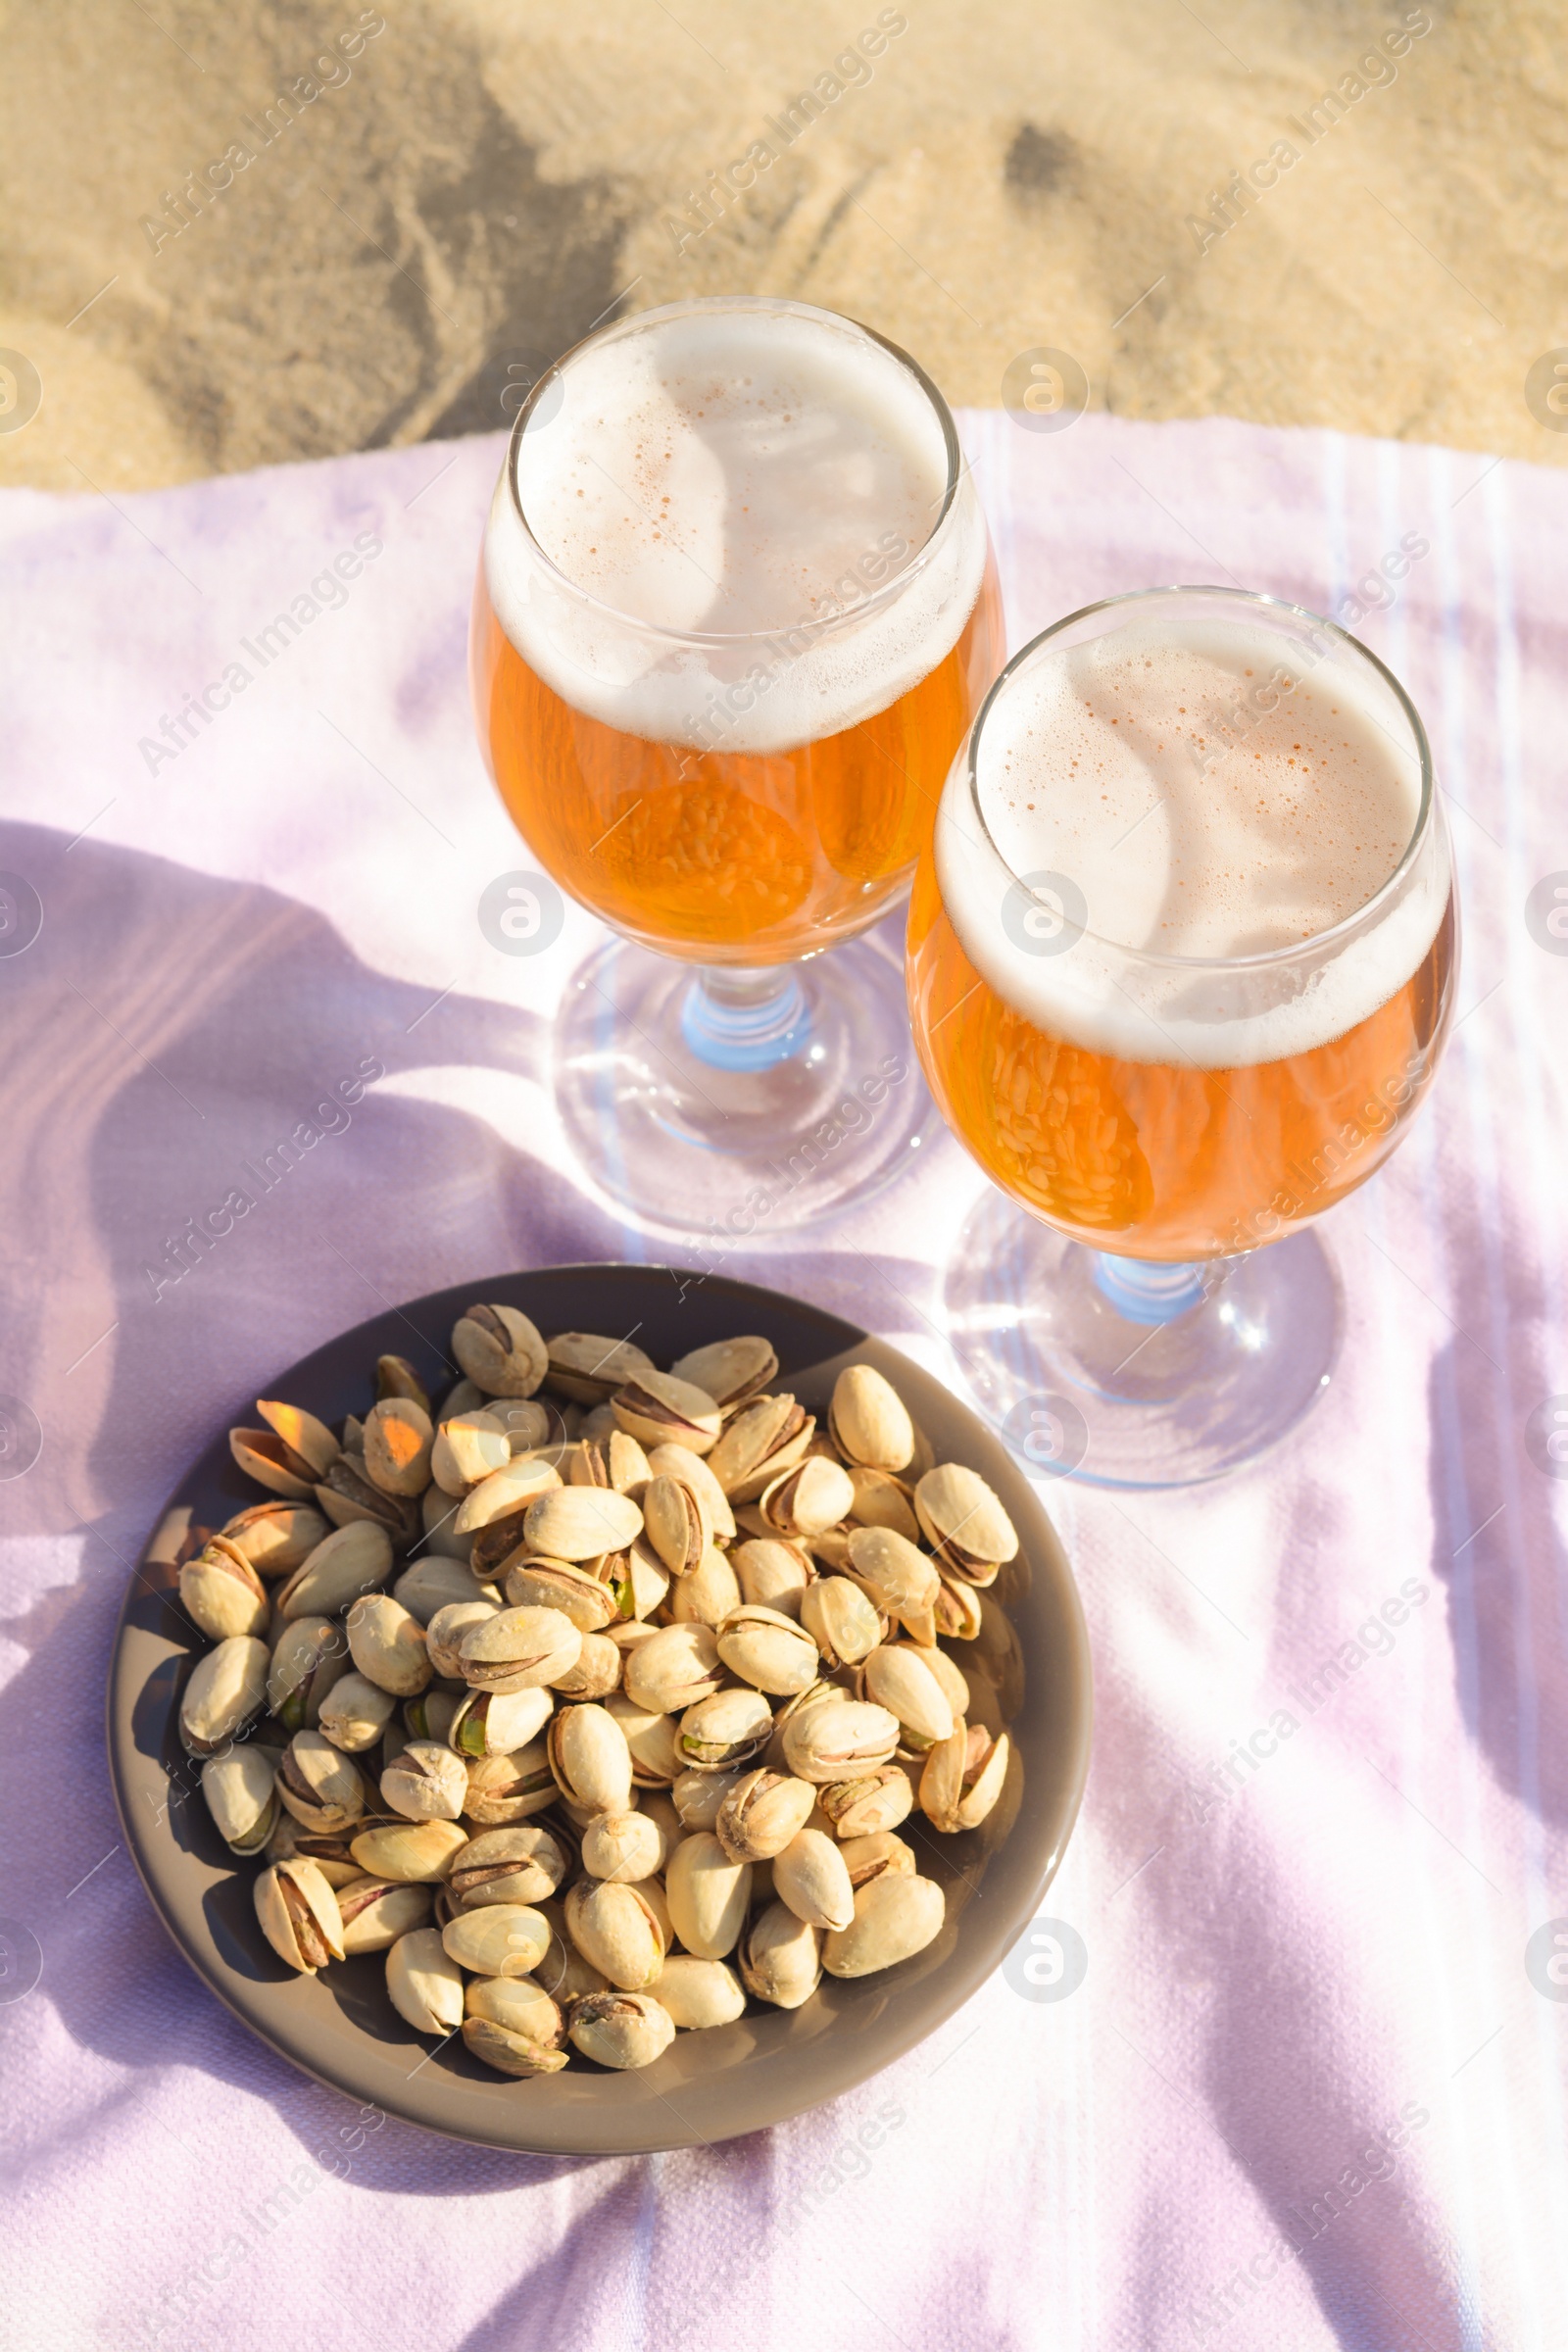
[732,1537,815,1618]
[487,1398,557,1454]
[218,1499,331,1579]
[761,1677,840,1773]
[425,1599,498,1681]
[545,1331,657,1405]
[346,1592,431,1697]
[568,1989,675,2070]
[386,1925,466,2034]
[828,1364,915,1473]
[607,1691,682,1788]
[800,1575,885,1670]
[462,1973,569,2076]
[611,1371,722,1455]
[451,1302,549,1398]
[313,1456,420,1548]
[932,1573,985,1642]
[521,1485,643,1564]
[909,1642,970,1719]
[760,1454,855,1541]
[713,1769,816,1863]
[858,1643,955,1748]
[641,1474,710,1576]
[642,1445,736,1542]
[639,1788,684,1850]
[672,1767,738,1834]
[669,1335,777,1414]
[844,1464,921,1543]
[622,1622,723,1716]
[602,1536,670,1625]
[374,1353,430,1412]
[502,1556,619,1633]
[838,1831,916,1888]
[706,1394,814,1505]
[317,1670,397,1753]
[576,1400,619,1444]
[920,1724,1011,1833]
[255,1856,344,1973]
[564,1877,666,1990]
[547,1702,633,1813]
[716,1604,820,1696]
[393,1553,494,1624]
[381,1739,467,1823]
[652,1954,747,2031]
[570,1429,651,1495]
[464,1737,558,1826]
[668,1548,742,1631]
[448,1825,569,1909]
[454,1456,562,1538]
[265,1818,363,1885]
[180,1634,270,1756]
[202,1744,279,1854]
[548,1631,622,1700]
[738,1899,820,2010]
[821,1872,945,1978]
[771,1828,856,1933]
[448,1685,553,1760]
[913,1464,1019,1585]
[430,1410,511,1496]
[665,1832,752,1960]
[361,1397,434,1498]
[459,1605,583,1692]
[179,1538,270,1642]
[580,1810,665,1884]
[402,1689,460,1745]
[230,1399,341,1497]
[336,1876,432,1954]
[781,1697,900,1785]
[350,1817,468,1883]
[275,1521,393,1623]
[276,1729,368,1834]
[815,1765,914,1838]
[441,1900,550,1978]
[676,1687,773,1773]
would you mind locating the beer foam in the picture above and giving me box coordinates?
[484,303,988,755]
[936,613,1448,1067]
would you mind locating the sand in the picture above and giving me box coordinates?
[1,0,1562,491]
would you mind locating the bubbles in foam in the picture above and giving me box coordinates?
[484,302,987,756]
[937,612,1448,1069]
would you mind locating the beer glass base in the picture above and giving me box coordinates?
[555,931,943,1234]
[944,1190,1343,1488]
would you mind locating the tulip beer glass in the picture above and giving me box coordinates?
[908,587,1457,1486]
[472,295,1003,1232]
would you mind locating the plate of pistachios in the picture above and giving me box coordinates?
[109,1264,1091,2153]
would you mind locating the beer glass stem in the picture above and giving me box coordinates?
[679,966,811,1073]
[1091,1253,1208,1326]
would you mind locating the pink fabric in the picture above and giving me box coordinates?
[2,407,1564,2351]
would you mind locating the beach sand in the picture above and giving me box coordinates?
[1,0,1560,489]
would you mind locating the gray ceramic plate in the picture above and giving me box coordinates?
[108,1263,1092,2154]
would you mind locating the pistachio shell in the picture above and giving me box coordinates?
[828,1364,915,1472]
[568,1989,675,2070]
[772,1828,856,1932]
[441,1901,551,1978]
[430,1411,511,1495]
[312,1458,420,1546]
[607,1690,683,1787]
[502,1556,619,1632]
[202,1744,279,1853]
[641,1475,710,1575]
[652,1954,746,2030]
[350,1817,468,1882]
[255,1856,344,1973]
[602,1535,670,1625]
[622,1623,723,1716]
[837,1831,916,1887]
[706,1395,813,1500]
[676,1686,773,1772]
[267,1617,349,1730]
[781,1697,900,1784]
[713,1768,816,1863]
[381,1740,468,1823]
[732,1538,815,1618]
[451,1302,549,1397]
[362,1397,434,1497]
[448,1684,554,1760]
[425,1599,499,1680]
[448,1825,569,1908]
[738,1899,820,2009]
[666,1545,743,1630]
[375,1355,431,1412]
[642,1446,736,1542]
[459,1605,583,1691]
[545,1332,658,1405]
[346,1592,431,1697]
[335,1876,432,1953]
[386,1925,466,2033]
[274,1521,394,1622]
[715,1605,820,1696]
[913,1463,1019,1580]
[392,1553,494,1624]
[664,1832,752,1960]
[276,1729,368,1834]
[180,1635,270,1756]
[564,1877,666,1989]
[547,1630,622,1700]
[845,1465,921,1543]
[760,1454,855,1540]
[816,1766,913,1838]
[668,1336,778,1413]
[523,1485,643,1563]
[672,1767,739,1833]
[932,1573,985,1642]
[800,1575,886,1669]
[860,1643,955,1746]
[580,1810,665,1883]
[462,1975,569,2076]
[218,1500,331,1579]
[179,1538,269,1642]
[317,1671,398,1752]
[844,1526,940,1619]
[454,1456,562,1537]
[463,1737,558,1825]
[611,1371,722,1454]
[547,1702,633,1812]
[821,1873,945,1977]
[920,1724,1012,1833]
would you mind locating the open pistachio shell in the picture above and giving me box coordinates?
[447,1824,569,1908]
[350,1817,468,1884]
[738,1899,820,2009]
[665,1832,752,1960]
[568,1989,676,2070]
[179,1538,269,1642]
[255,1856,344,1973]
[386,1925,465,2033]
[441,1901,551,1979]
[335,1876,432,1954]
[828,1365,915,1473]
[463,1975,568,2076]
[362,1397,434,1498]
[180,1635,270,1756]
[451,1302,549,1398]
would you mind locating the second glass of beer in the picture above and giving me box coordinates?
[471,296,1002,1232]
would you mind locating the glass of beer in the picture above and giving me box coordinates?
[471,295,1003,1233]
[907,586,1457,1486]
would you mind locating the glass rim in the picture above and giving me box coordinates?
[502,293,966,651]
[964,583,1440,975]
